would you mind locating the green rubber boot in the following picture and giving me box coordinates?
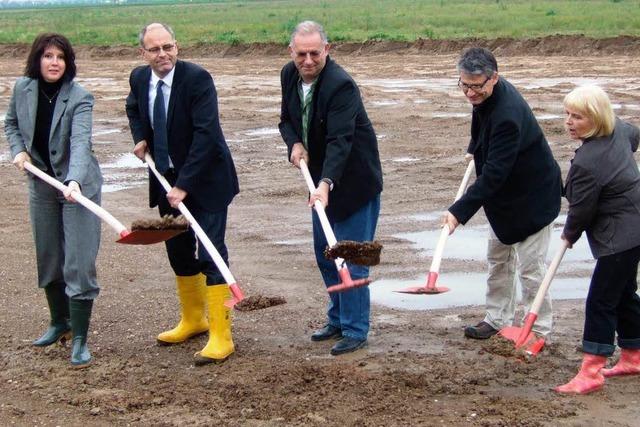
[69,299,93,368]
[33,282,71,347]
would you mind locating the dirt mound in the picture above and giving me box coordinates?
[0,35,638,59]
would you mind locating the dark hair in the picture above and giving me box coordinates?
[457,47,498,77]
[24,33,76,81]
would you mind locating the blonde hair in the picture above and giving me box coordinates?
[563,85,615,138]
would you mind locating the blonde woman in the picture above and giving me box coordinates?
[556,85,640,394]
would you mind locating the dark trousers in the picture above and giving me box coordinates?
[583,244,640,356]
[157,172,229,285]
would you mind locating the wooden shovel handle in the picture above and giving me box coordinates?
[529,240,569,316]
[23,162,127,235]
[144,153,237,286]
[430,160,475,273]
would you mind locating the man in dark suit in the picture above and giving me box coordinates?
[443,47,562,343]
[126,23,239,364]
[279,21,383,355]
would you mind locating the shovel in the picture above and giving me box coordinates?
[499,239,569,356]
[396,160,475,294]
[299,159,371,293]
[23,162,185,245]
[144,153,245,308]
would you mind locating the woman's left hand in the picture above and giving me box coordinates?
[63,180,81,203]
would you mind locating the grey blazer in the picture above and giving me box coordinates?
[4,77,102,198]
[563,119,640,258]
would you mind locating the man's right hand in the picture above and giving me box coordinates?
[12,151,31,171]
[289,142,308,168]
[133,140,148,160]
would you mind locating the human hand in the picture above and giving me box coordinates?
[167,186,187,209]
[63,180,81,203]
[464,153,473,162]
[560,233,573,249]
[133,140,148,161]
[309,181,330,208]
[290,142,309,168]
[12,152,31,171]
[441,211,460,235]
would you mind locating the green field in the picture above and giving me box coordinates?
[0,0,639,46]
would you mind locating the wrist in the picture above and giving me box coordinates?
[320,178,334,191]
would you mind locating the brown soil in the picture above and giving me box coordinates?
[130,214,189,231]
[324,241,383,266]
[0,42,639,426]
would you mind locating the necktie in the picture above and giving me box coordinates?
[153,80,169,174]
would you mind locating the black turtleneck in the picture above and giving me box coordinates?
[33,78,64,176]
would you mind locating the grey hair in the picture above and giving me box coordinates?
[457,47,498,77]
[289,20,328,47]
[138,23,176,47]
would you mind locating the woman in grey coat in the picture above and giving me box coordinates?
[555,85,640,394]
[4,33,102,367]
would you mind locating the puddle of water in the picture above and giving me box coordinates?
[360,78,456,93]
[431,112,469,118]
[274,238,312,245]
[391,157,420,163]
[536,113,562,120]
[102,180,146,193]
[243,127,280,137]
[395,219,592,263]
[370,273,588,310]
[371,100,399,107]
[101,153,145,169]
[93,128,121,137]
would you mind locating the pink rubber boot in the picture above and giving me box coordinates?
[602,349,640,377]
[554,354,607,394]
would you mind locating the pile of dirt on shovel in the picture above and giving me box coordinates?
[324,240,383,266]
[234,295,287,312]
[130,214,189,230]
[481,335,535,362]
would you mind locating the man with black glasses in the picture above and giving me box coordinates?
[443,47,562,346]
[126,22,239,365]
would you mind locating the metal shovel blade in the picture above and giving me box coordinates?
[395,272,450,295]
[327,277,372,293]
[225,283,245,309]
[499,323,546,356]
[116,228,186,245]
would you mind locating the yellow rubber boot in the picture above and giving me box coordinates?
[157,274,209,345]
[195,284,234,365]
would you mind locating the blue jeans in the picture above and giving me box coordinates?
[312,195,380,340]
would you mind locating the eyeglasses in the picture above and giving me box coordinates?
[458,76,491,92]
[143,43,176,55]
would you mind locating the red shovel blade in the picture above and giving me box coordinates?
[498,313,545,356]
[395,272,450,295]
[116,229,186,245]
[326,267,371,293]
[225,283,245,309]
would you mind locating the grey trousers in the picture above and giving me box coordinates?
[29,176,101,300]
[483,223,553,336]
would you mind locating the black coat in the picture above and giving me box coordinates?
[279,57,383,222]
[126,60,239,212]
[563,119,640,258]
[449,78,562,244]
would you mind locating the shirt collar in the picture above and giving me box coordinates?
[150,66,175,89]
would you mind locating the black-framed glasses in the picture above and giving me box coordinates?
[458,76,490,92]
[143,43,176,55]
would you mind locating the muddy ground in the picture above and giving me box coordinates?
[0,40,639,426]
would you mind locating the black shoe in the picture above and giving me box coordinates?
[464,321,498,339]
[331,336,367,355]
[311,324,342,342]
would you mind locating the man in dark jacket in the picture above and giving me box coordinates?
[443,47,562,342]
[126,23,239,364]
[279,21,383,355]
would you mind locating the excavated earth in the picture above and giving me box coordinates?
[0,38,639,426]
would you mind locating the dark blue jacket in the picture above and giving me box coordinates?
[126,60,238,212]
